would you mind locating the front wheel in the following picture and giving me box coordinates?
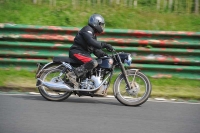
[114,70,151,106]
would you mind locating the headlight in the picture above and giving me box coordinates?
[108,58,114,65]
[124,54,132,66]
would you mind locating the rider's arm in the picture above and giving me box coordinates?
[81,31,103,49]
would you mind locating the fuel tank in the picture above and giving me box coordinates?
[97,57,113,69]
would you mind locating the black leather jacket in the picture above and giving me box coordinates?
[69,25,103,55]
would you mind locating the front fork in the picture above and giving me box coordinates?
[119,63,139,91]
[119,63,132,90]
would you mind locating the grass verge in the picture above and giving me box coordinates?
[0,68,199,101]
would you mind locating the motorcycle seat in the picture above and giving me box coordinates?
[53,56,82,64]
[53,56,104,65]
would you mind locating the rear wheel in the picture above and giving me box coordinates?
[38,67,72,101]
[114,70,151,106]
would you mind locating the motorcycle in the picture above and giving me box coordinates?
[36,50,152,106]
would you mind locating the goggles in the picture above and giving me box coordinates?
[99,22,105,30]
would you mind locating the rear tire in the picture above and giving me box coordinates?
[38,67,72,101]
[113,70,151,106]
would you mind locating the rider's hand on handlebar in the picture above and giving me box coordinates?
[106,44,114,52]
[102,43,114,52]
[94,49,108,58]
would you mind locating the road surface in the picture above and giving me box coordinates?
[0,93,199,133]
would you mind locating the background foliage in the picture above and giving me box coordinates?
[0,0,199,31]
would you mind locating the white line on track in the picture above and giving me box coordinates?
[0,93,199,105]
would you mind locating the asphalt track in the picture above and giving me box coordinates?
[0,93,200,133]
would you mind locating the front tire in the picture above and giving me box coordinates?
[114,70,151,106]
[38,67,72,101]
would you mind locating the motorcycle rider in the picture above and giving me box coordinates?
[68,14,114,85]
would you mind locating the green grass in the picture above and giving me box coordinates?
[0,0,199,31]
[0,68,37,92]
[0,68,200,100]
[148,77,200,100]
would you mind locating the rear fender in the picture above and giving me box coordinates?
[36,62,61,78]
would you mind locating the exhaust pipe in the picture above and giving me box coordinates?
[36,78,73,92]
[36,74,111,92]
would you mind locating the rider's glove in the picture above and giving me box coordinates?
[102,42,114,52]
[94,49,108,58]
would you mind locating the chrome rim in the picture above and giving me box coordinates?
[117,73,148,102]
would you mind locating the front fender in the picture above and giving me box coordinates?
[129,69,140,72]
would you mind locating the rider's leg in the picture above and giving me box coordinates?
[67,59,98,86]
[68,52,98,85]
[71,59,98,78]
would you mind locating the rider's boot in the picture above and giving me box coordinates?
[68,60,98,87]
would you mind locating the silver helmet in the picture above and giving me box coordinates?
[88,14,105,33]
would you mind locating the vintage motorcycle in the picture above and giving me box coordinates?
[36,50,151,106]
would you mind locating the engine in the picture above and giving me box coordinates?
[80,68,108,94]
[80,78,95,90]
